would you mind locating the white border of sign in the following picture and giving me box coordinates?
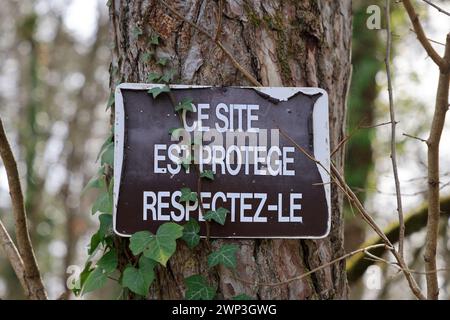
[113,83,331,239]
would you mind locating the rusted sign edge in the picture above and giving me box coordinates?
[113,83,331,239]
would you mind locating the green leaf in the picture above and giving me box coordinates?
[122,256,156,296]
[82,175,105,195]
[132,26,143,38]
[97,249,118,274]
[204,207,229,225]
[174,98,194,113]
[150,34,159,45]
[168,127,182,136]
[181,155,192,171]
[106,92,114,110]
[184,275,216,300]
[88,232,102,255]
[147,85,170,99]
[82,267,107,294]
[182,220,200,249]
[101,142,114,166]
[207,244,238,269]
[96,134,113,162]
[200,170,214,181]
[129,224,183,266]
[73,262,93,296]
[129,231,153,256]
[179,187,197,203]
[142,223,184,266]
[98,214,113,238]
[147,72,161,83]
[160,69,175,83]
[141,52,153,62]
[232,294,254,300]
[91,191,112,215]
[156,57,169,66]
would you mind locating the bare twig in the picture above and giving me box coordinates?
[402,0,449,70]
[409,28,446,46]
[159,0,261,87]
[422,0,450,17]
[385,0,406,260]
[279,128,426,299]
[0,117,47,300]
[232,244,389,287]
[403,132,427,142]
[0,219,29,296]
[214,0,223,41]
[423,33,450,299]
[331,121,392,157]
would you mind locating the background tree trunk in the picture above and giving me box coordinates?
[109,0,351,299]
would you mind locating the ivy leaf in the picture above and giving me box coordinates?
[147,72,161,83]
[200,170,214,181]
[98,214,113,238]
[179,187,197,203]
[204,207,229,225]
[88,214,112,255]
[82,267,107,294]
[184,275,216,300]
[156,57,169,66]
[168,127,182,136]
[96,134,113,162]
[106,92,114,110]
[122,256,156,296]
[97,249,118,274]
[129,231,153,256]
[101,142,114,166]
[141,52,153,63]
[82,175,105,195]
[160,69,176,83]
[129,223,183,266]
[181,155,192,172]
[182,219,200,249]
[174,98,194,113]
[91,191,112,215]
[88,232,102,255]
[207,244,238,269]
[147,85,170,99]
[232,294,254,300]
[142,223,184,266]
[150,34,159,45]
[74,261,93,295]
[132,26,143,38]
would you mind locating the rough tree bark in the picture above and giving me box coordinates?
[109,0,351,299]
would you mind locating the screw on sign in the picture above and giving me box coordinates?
[114,84,331,239]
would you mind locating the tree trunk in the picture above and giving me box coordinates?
[109,0,351,299]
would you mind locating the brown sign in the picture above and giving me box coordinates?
[114,84,330,238]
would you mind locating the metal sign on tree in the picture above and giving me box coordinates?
[113,83,330,238]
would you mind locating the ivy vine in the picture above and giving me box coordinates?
[77,32,253,300]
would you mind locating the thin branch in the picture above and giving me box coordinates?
[279,128,426,299]
[403,132,428,142]
[402,0,448,70]
[422,0,450,17]
[214,0,223,41]
[232,244,389,287]
[347,196,450,282]
[0,219,29,296]
[385,0,406,260]
[409,28,446,46]
[159,0,262,87]
[0,116,47,300]
[423,33,450,299]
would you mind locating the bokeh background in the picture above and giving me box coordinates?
[0,0,449,299]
